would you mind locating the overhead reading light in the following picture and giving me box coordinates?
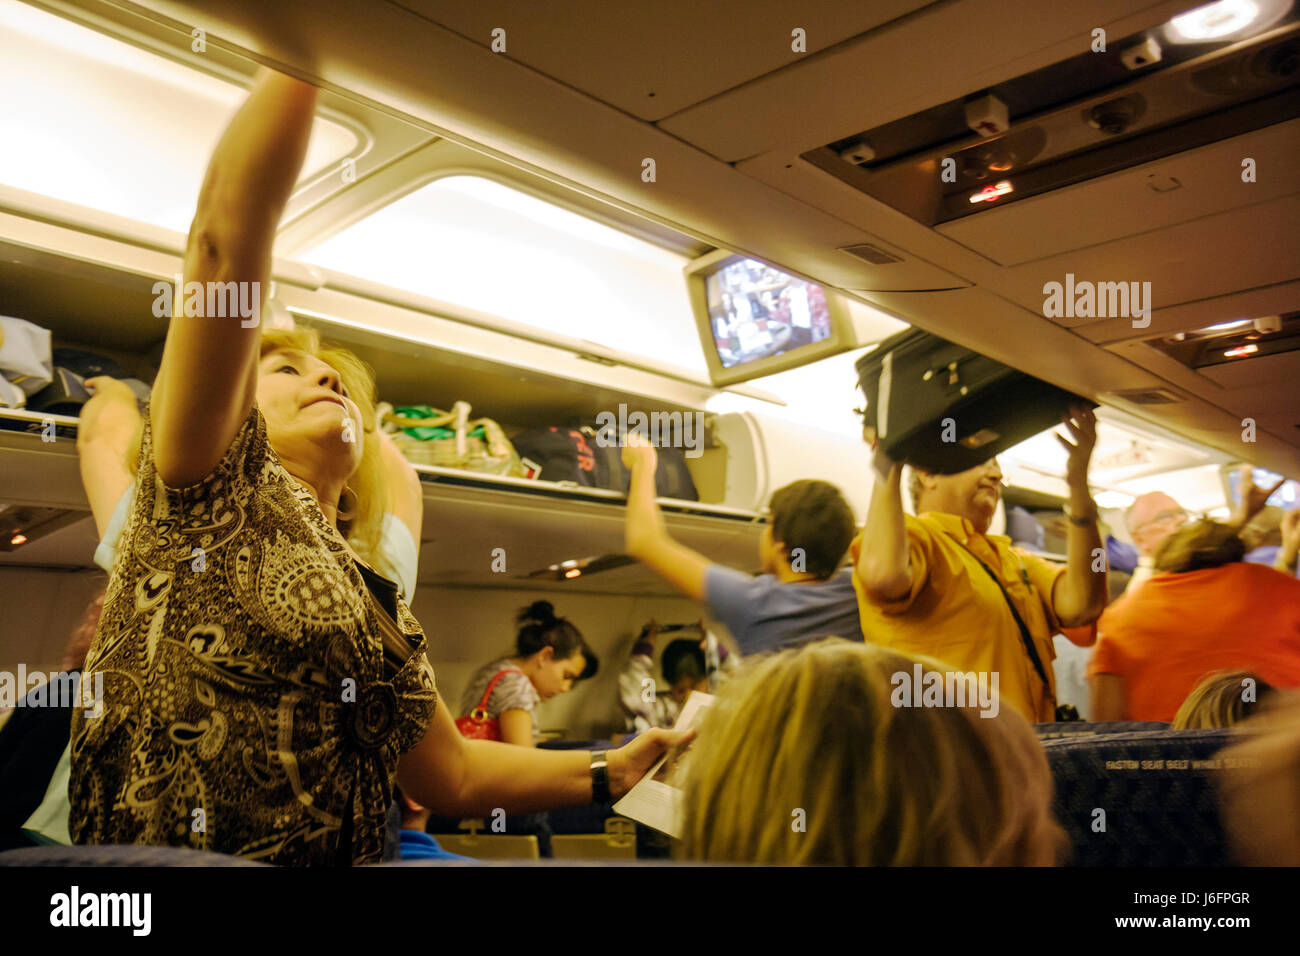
[968,181,1013,203]
[1166,0,1293,43]
[808,0,1300,227]
[524,554,638,581]
[0,505,81,551]
[1203,318,1253,332]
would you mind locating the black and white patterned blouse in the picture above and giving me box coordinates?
[69,404,438,866]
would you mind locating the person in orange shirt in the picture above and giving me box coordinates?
[853,405,1109,722]
[1089,515,1300,721]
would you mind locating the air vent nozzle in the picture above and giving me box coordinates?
[840,243,903,265]
[1110,388,1184,405]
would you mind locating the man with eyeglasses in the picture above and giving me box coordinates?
[853,406,1108,723]
[1124,469,1286,594]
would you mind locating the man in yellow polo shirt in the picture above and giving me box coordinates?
[853,405,1108,722]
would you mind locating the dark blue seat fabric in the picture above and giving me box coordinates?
[1034,721,1169,739]
[1044,728,1242,866]
[0,845,268,866]
[547,801,616,835]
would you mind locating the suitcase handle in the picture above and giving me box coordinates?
[922,356,975,389]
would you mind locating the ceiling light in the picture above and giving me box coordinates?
[968,180,1013,203]
[10,533,27,546]
[0,3,358,232]
[1166,0,1293,43]
[1223,343,1259,357]
[1095,491,1136,509]
[563,568,582,579]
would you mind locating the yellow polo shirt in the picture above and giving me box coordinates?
[850,512,1066,722]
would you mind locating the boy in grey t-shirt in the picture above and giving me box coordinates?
[621,440,863,655]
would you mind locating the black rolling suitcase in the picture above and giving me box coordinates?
[855,328,1089,474]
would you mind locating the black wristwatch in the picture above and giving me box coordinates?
[590,751,611,804]
[1062,502,1098,526]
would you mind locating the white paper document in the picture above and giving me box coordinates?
[612,690,714,839]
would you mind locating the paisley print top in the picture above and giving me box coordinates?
[68,404,438,866]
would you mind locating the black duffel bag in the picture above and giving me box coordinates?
[512,426,611,488]
[512,424,699,501]
[601,433,699,501]
[855,328,1090,474]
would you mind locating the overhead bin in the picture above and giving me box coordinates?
[0,408,768,591]
[708,411,874,520]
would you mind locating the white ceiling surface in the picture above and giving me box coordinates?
[107,0,1300,478]
[657,0,1198,161]
[396,0,939,123]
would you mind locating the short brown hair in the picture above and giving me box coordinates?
[768,480,855,579]
[908,467,924,512]
[1154,519,1244,573]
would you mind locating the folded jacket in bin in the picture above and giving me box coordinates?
[0,315,53,407]
[855,328,1090,474]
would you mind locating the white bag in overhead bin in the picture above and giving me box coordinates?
[0,315,54,408]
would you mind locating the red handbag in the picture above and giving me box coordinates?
[454,669,524,740]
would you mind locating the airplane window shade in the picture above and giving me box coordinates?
[0,3,357,233]
[298,175,705,372]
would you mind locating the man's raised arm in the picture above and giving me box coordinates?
[855,456,913,602]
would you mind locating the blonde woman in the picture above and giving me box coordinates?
[677,639,1066,865]
[1171,670,1275,730]
[68,68,683,865]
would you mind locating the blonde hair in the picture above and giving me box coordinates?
[1154,519,1244,573]
[677,639,1066,865]
[257,327,390,579]
[1172,670,1274,730]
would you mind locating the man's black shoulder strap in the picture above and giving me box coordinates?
[946,535,1053,697]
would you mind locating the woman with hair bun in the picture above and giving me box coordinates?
[452,601,596,857]
[459,601,596,747]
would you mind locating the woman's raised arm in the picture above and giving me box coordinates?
[151,69,318,487]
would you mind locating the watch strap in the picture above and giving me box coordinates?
[590,750,611,804]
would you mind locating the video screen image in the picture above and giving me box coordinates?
[705,258,832,368]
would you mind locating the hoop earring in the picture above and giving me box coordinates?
[337,485,358,525]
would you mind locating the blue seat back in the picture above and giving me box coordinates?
[1034,721,1169,739]
[1044,728,1240,866]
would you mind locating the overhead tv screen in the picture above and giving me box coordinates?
[706,258,833,368]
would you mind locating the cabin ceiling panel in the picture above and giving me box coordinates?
[395,0,936,122]
[658,0,1189,161]
[936,121,1300,269]
[989,192,1300,328]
